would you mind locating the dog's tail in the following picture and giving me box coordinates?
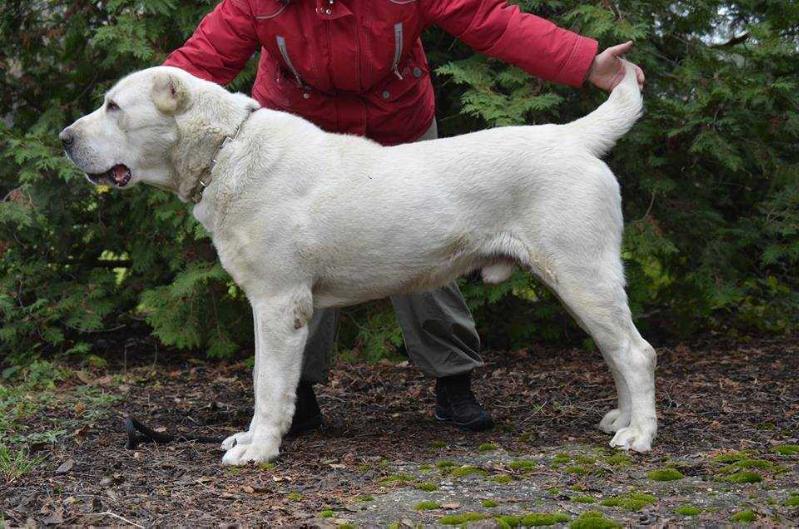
[568,59,643,157]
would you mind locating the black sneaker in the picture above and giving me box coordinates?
[434,372,494,432]
[286,381,323,437]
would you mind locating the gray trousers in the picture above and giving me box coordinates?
[300,121,483,383]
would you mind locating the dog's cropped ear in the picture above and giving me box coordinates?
[151,71,188,115]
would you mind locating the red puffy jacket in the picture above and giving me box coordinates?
[164,0,597,145]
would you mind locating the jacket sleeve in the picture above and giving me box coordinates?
[163,0,259,85]
[421,0,598,87]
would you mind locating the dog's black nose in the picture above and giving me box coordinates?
[59,128,75,148]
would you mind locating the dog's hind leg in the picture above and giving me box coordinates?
[538,254,657,452]
[221,289,312,465]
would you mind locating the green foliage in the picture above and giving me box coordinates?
[0,445,42,482]
[1,0,797,364]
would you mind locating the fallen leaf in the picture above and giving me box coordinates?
[42,508,64,525]
[55,459,74,475]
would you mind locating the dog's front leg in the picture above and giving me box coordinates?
[221,291,311,465]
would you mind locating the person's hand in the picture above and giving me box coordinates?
[586,41,645,92]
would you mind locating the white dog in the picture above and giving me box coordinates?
[61,61,657,465]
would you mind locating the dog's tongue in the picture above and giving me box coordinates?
[112,164,129,184]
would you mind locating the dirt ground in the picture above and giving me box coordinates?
[1,336,798,528]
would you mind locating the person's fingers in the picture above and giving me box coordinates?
[635,65,645,88]
[608,40,634,57]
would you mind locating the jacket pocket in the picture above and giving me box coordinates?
[276,35,304,87]
[391,22,404,79]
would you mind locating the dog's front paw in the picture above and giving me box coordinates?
[598,408,631,433]
[609,424,655,453]
[221,431,252,451]
[222,441,279,466]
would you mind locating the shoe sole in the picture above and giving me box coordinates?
[435,412,494,432]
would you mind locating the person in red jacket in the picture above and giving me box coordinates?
[165,0,645,435]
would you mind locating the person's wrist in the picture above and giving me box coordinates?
[585,57,597,84]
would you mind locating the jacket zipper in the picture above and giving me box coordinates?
[392,23,404,80]
[276,35,304,87]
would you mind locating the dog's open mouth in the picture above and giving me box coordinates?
[87,164,132,187]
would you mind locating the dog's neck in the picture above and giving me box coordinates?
[169,93,259,203]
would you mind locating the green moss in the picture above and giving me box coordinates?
[508,459,537,472]
[496,513,571,528]
[496,515,521,528]
[728,459,775,470]
[387,523,400,529]
[416,482,438,492]
[647,468,684,481]
[439,512,488,525]
[436,460,456,470]
[675,505,701,516]
[520,512,570,526]
[415,500,441,511]
[552,453,571,464]
[357,495,373,502]
[419,464,433,473]
[731,510,757,523]
[356,463,371,473]
[492,474,513,484]
[450,465,487,478]
[571,495,596,504]
[258,462,275,471]
[785,493,799,507]
[319,509,334,518]
[569,511,621,529]
[574,455,596,465]
[721,471,762,484]
[339,524,356,529]
[286,492,302,501]
[431,440,447,448]
[380,473,414,484]
[604,454,632,467]
[479,442,498,452]
[600,492,657,511]
[773,444,799,456]
[547,487,561,495]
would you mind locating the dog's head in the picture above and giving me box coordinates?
[60,66,257,198]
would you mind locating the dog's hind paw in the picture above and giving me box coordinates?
[609,425,655,453]
[222,442,279,465]
[598,408,630,433]
[221,431,252,451]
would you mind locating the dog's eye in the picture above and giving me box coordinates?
[106,100,120,112]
